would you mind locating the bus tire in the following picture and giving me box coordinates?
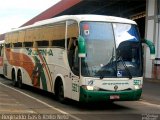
[17,70,23,88]
[12,70,17,87]
[55,78,65,103]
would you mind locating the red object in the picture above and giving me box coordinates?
[110,95,120,100]
[83,24,89,30]
[21,0,82,27]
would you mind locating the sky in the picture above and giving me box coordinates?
[0,0,61,34]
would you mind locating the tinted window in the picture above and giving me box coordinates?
[52,40,65,48]
[14,42,22,47]
[37,41,49,47]
[5,44,10,48]
[24,42,33,47]
[158,0,160,15]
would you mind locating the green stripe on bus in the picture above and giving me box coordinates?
[42,56,53,91]
[79,87,142,102]
[33,56,48,91]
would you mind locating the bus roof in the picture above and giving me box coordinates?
[34,15,136,25]
[9,15,137,32]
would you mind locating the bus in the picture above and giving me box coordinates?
[1,15,155,102]
[0,40,4,74]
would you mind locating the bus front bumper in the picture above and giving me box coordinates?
[79,87,142,102]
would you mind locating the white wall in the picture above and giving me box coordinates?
[145,20,154,78]
[145,0,156,78]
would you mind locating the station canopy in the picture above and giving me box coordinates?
[21,0,146,27]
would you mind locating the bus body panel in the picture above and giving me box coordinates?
[0,40,4,75]
[3,47,77,100]
[79,77,142,102]
[80,87,142,102]
[0,57,3,74]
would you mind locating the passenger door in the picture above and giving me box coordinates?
[66,20,80,101]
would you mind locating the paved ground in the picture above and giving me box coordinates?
[142,79,160,105]
[0,77,160,120]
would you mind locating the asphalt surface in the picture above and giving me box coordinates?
[0,77,160,120]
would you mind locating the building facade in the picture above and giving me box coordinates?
[145,0,160,79]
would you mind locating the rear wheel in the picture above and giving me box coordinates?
[17,71,23,88]
[12,70,17,87]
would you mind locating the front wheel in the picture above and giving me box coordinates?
[58,81,65,103]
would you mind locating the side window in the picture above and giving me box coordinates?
[37,41,49,47]
[67,20,79,75]
[25,29,35,42]
[158,0,160,15]
[18,30,25,43]
[5,43,10,48]
[36,22,66,48]
[24,42,33,47]
[13,42,22,47]
[12,32,18,43]
[52,40,65,48]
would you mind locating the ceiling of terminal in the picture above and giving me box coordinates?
[56,0,146,19]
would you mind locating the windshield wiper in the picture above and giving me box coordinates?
[98,47,116,79]
[109,47,115,64]
[117,56,132,79]
[98,69,112,79]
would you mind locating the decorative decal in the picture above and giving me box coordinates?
[88,80,94,86]
[5,48,53,91]
[117,70,122,77]
[72,83,79,92]
[83,24,90,36]
[31,56,47,90]
[133,80,141,85]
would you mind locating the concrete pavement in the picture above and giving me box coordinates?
[0,77,160,120]
[142,78,160,104]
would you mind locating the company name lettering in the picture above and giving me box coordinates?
[27,48,53,56]
[102,82,129,85]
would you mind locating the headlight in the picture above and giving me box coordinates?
[134,85,140,90]
[134,84,142,90]
[81,85,100,91]
[86,86,94,90]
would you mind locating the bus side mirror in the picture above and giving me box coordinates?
[142,39,155,59]
[78,36,86,58]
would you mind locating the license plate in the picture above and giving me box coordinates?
[110,95,120,100]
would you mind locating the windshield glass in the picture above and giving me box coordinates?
[80,22,142,78]
[80,22,116,77]
[114,23,142,77]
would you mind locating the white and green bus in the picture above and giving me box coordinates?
[2,15,155,102]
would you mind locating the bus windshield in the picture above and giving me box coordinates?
[80,22,143,78]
